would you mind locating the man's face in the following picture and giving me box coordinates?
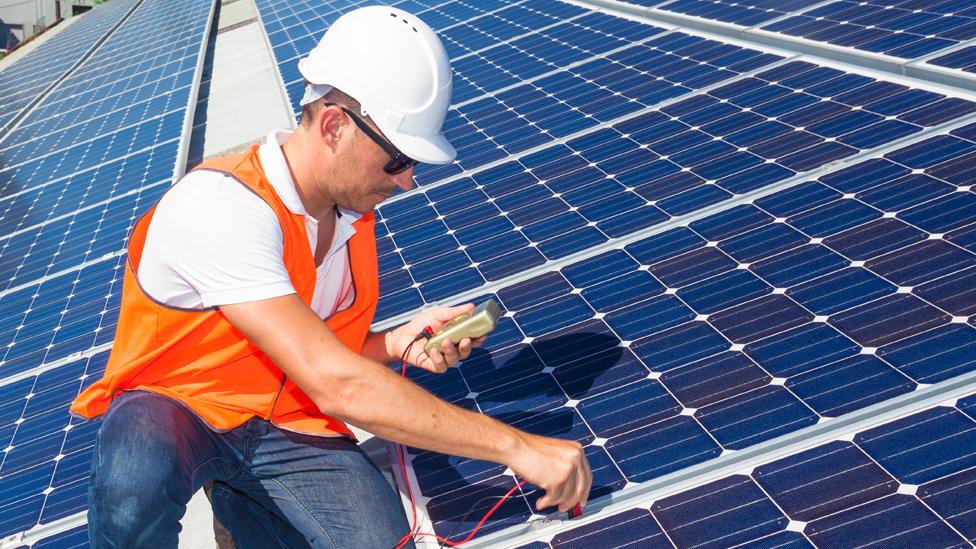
[327,109,415,214]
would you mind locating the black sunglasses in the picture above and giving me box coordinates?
[325,102,419,175]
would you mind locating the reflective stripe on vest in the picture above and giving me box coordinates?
[71,145,379,437]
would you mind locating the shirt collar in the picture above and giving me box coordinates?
[258,130,363,227]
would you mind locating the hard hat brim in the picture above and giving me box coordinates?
[387,129,457,165]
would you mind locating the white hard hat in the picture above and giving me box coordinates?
[298,6,456,164]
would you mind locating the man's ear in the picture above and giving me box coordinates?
[317,106,346,150]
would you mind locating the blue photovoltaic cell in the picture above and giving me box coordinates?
[0,0,136,134]
[398,118,976,539]
[0,0,212,304]
[521,398,976,548]
[762,0,976,60]
[0,164,171,295]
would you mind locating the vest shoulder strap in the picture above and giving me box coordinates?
[192,150,251,174]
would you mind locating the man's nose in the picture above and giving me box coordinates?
[392,167,415,192]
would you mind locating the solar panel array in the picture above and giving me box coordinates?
[514,393,976,548]
[253,0,976,546]
[0,0,137,135]
[0,0,973,546]
[0,0,213,542]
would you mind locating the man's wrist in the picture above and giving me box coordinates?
[490,422,526,467]
[383,328,400,363]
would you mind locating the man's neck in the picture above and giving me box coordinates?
[280,131,337,221]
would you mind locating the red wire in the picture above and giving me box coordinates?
[399,340,420,544]
[397,479,527,548]
[394,336,527,549]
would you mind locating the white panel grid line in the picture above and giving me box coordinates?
[449,24,675,111]
[385,41,976,211]
[266,0,531,73]
[0,0,144,140]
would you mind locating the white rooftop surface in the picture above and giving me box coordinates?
[200,0,293,157]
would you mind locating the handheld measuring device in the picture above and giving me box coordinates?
[423,299,501,354]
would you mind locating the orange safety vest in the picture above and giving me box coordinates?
[71,145,379,437]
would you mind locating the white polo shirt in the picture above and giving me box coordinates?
[138,130,361,318]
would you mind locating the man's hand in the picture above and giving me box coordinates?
[509,432,592,513]
[385,304,487,373]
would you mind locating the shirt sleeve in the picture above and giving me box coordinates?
[138,171,298,308]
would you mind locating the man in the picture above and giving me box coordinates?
[71,6,591,548]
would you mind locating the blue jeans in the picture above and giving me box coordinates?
[88,390,413,548]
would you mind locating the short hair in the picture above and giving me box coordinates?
[300,84,362,128]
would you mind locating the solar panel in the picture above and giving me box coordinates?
[0,0,213,539]
[510,392,976,548]
[931,44,976,74]
[762,1,976,60]
[656,0,824,26]
[0,0,138,135]
[606,0,976,69]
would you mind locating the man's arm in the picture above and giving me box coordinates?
[220,294,591,512]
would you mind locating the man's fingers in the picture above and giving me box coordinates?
[536,483,565,511]
[536,468,576,512]
[457,337,473,359]
[576,458,591,509]
[426,346,441,363]
[535,491,554,511]
[583,453,593,507]
[440,339,460,364]
[432,303,474,322]
[556,469,578,513]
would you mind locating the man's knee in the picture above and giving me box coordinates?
[88,458,188,548]
[88,392,201,546]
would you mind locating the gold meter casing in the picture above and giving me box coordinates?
[423,299,501,354]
